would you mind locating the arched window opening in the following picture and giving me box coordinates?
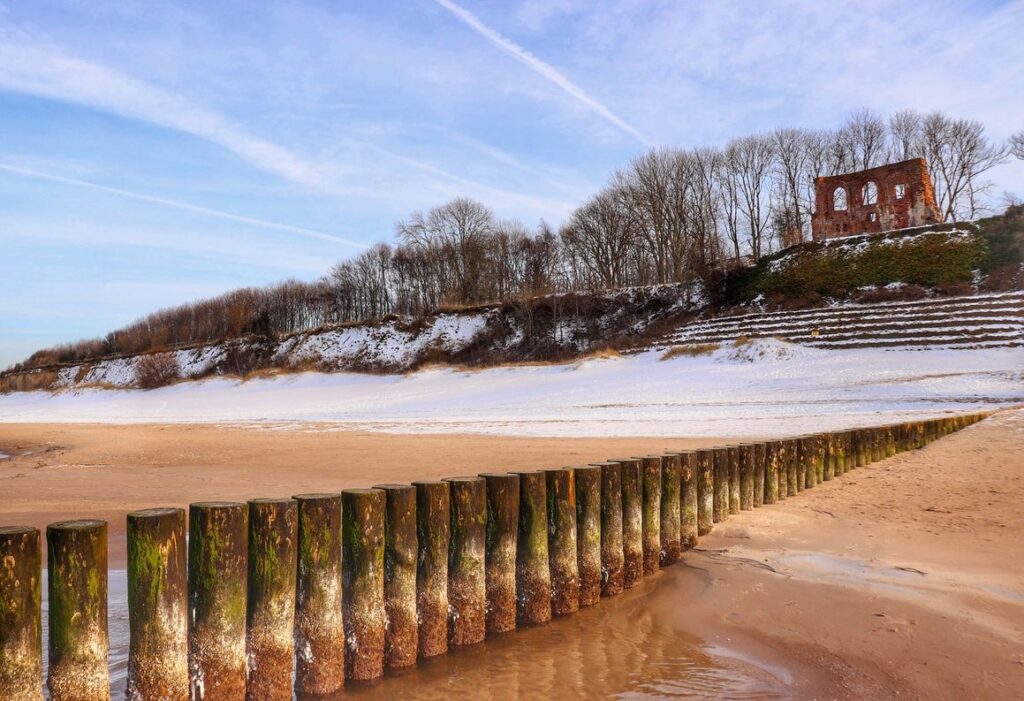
[863,181,878,205]
[833,187,848,211]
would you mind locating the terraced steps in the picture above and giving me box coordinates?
[656,290,1024,351]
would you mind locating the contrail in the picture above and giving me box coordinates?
[433,0,649,145]
[0,163,369,250]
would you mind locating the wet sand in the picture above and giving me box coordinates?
[4,411,1024,699]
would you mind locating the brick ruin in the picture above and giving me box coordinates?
[810,157,941,240]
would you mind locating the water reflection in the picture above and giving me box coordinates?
[42,566,791,699]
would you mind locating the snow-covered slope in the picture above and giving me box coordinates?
[2,340,1020,438]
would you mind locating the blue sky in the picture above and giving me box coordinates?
[2,0,1023,367]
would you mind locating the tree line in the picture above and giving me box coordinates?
[11,108,1020,371]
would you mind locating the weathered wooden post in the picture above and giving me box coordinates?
[785,439,799,495]
[617,458,644,588]
[798,438,814,490]
[574,465,602,606]
[126,508,188,701]
[679,452,699,547]
[595,462,624,597]
[246,498,297,701]
[0,526,42,701]
[763,442,780,504]
[479,474,518,634]
[737,445,754,509]
[727,446,741,514]
[885,426,896,458]
[47,520,109,701]
[188,503,247,701]
[639,457,662,576]
[412,481,449,659]
[752,443,766,507]
[293,493,344,695]
[775,441,789,499]
[445,477,487,645]
[821,434,835,481]
[696,451,714,535]
[833,434,847,477]
[659,453,682,565]
[373,483,419,667]
[342,488,386,681]
[513,470,551,624]
[711,448,728,522]
[546,468,579,615]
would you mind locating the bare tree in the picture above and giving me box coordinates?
[920,113,1008,220]
[725,134,776,259]
[559,185,638,289]
[836,108,889,171]
[888,109,923,161]
[1011,130,1024,160]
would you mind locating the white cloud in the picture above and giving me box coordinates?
[433,0,648,145]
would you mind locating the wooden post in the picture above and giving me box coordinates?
[595,462,624,597]
[341,488,386,681]
[293,493,344,695]
[775,441,789,500]
[639,457,662,576]
[737,444,754,509]
[659,453,682,565]
[47,520,109,701]
[445,477,487,645]
[752,443,766,507]
[799,438,815,490]
[546,468,579,616]
[479,474,518,634]
[574,465,602,607]
[711,448,728,521]
[763,442,779,504]
[727,446,741,514]
[696,451,714,535]
[785,440,799,495]
[126,508,187,701]
[833,434,847,476]
[373,484,419,668]
[617,458,644,588]
[822,434,835,481]
[188,503,247,701]
[412,481,449,659]
[679,452,699,548]
[513,470,551,624]
[0,526,42,701]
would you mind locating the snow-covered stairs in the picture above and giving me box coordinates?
[657,290,1024,351]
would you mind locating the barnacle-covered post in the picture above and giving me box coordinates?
[639,457,662,576]
[479,473,518,634]
[545,467,579,615]
[752,443,766,507]
[727,446,741,514]
[696,451,714,535]
[342,488,386,680]
[679,452,699,547]
[595,462,624,597]
[445,477,487,645]
[659,453,682,565]
[293,493,344,695]
[574,465,602,606]
[763,442,780,504]
[373,483,419,668]
[712,448,729,521]
[0,526,42,701]
[187,503,247,700]
[513,470,551,624]
[738,445,754,509]
[126,508,188,701]
[412,481,449,659]
[617,458,644,588]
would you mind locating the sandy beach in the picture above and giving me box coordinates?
[1,410,1021,698]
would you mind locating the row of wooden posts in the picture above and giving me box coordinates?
[0,414,986,700]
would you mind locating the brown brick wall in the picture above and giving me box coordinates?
[810,158,941,240]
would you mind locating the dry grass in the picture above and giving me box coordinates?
[660,343,719,361]
[732,335,752,347]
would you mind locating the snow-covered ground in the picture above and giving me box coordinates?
[2,340,1021,438]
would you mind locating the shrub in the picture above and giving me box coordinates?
[134,353,180,389]
[661,343,719,360]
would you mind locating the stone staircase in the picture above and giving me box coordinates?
[657,290,1024,351]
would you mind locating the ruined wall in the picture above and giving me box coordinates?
[811,158,941,240]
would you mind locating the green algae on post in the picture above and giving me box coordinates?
[479,473,519,634]
[752,443,766,508]
[679,452,699,548]
[711,448,728,522]
[293,493,344,694]
[341,488,386,681]
[695,451,714,535]
[412,481,449,658]
[546,468,580,616]
[595,462,624,597]
[659,453,682,565]
[573,465,602,606]
[738,445,754,509]
[187,502,247,701]
[763,442,780,504]
[617,458,644,588]
[445,476,487,646]
[126,508,188,701]
[0,526,42,701]
[373,484,419,668]
[727,446,741,514]
[246,498,297,700]
[639,457,662,576]
[513,470,551,624]
[47,519,109,701]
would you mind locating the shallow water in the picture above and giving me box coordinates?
[41,566,795,699]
